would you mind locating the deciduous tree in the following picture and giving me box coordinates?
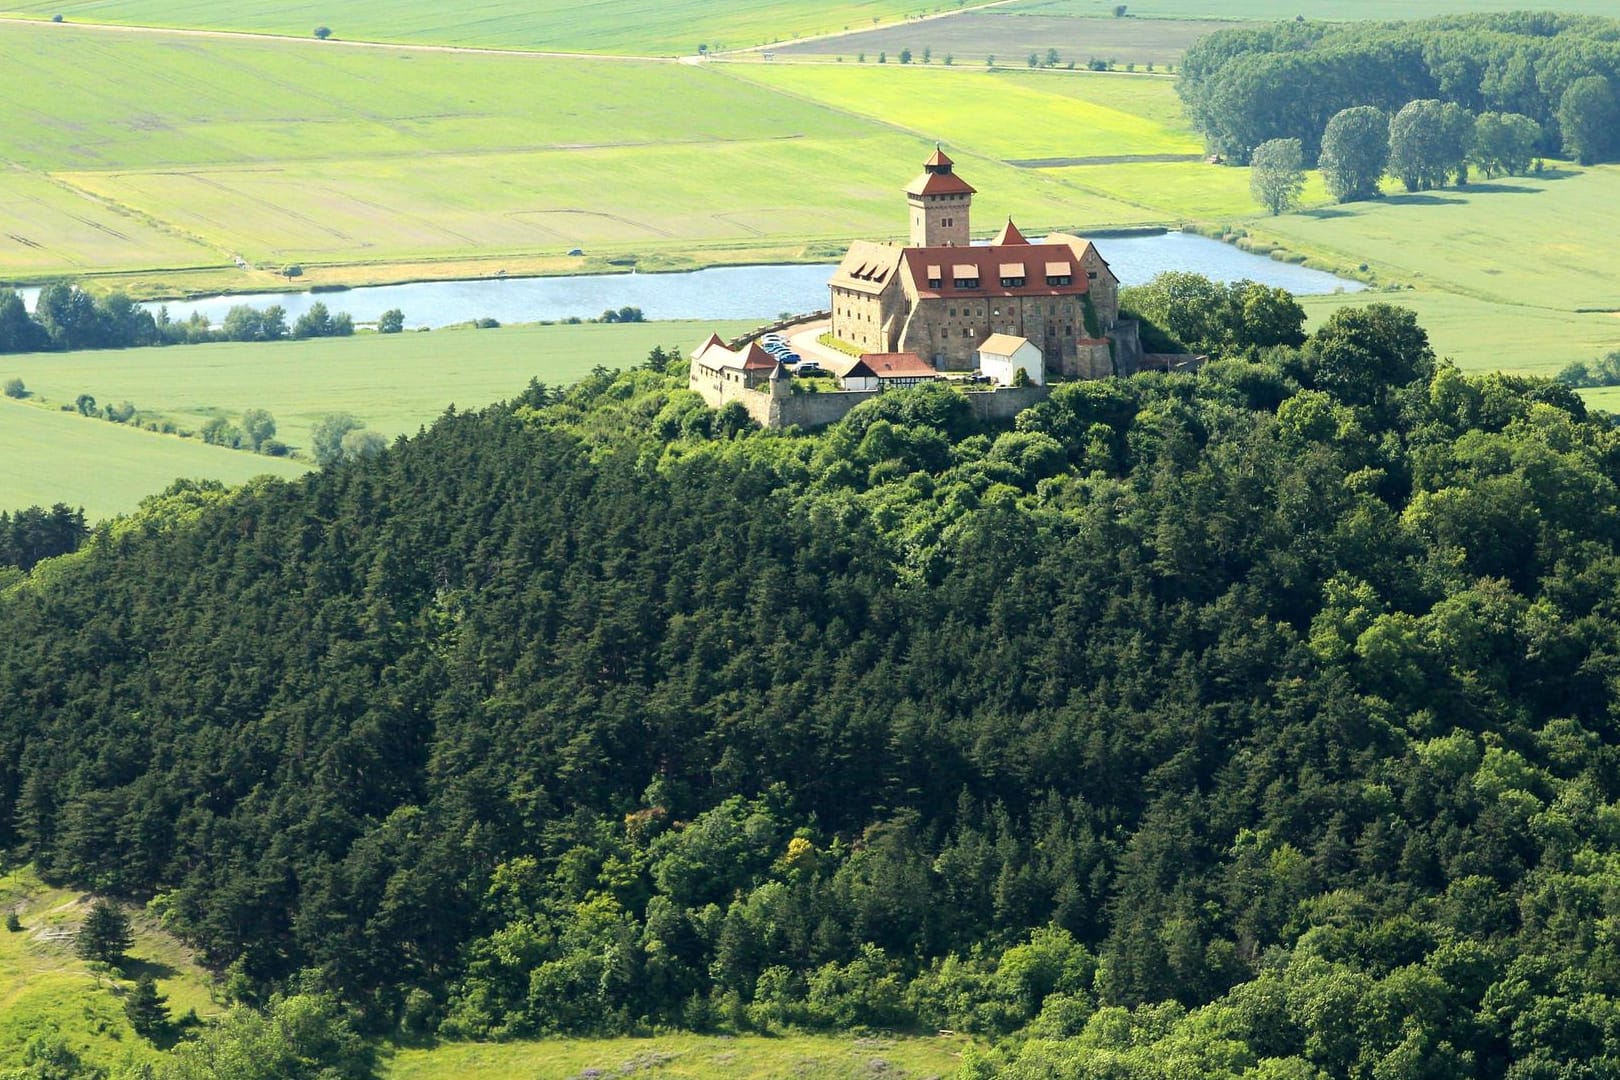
[1249,137,1305,214]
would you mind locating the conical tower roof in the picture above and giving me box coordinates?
[991,218,1030,246]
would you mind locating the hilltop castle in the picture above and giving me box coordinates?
[688,151,1144,429]
[828,148,1128,379]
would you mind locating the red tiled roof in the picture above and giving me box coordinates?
[905,170,976,197]
[860,352,938,379]
[739,342,777,370]
[691,332,725,357]
[901,245,1092,298]
[991,219,1030,246]
[924,147,954,168]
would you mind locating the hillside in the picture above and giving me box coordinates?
[3,309,1620,1076]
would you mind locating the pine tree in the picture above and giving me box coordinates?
[125,973,170,1038]
[75,899,133,966]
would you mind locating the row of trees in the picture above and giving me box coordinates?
[0,503,87,572]
[1179,12,1620,165]
[1249,98,1551,214]
[0,287,369,354]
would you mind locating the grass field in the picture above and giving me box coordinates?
[0,320,751,518]
[1254,167,1620,313]
[0,0,949,54]
[383,1032,970,1079]
[731,63,1201,161]
[1298,292,1620,379]
[0,866,221,1076]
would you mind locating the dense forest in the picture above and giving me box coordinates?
[4,298,1620,1077]
[1179,12,1620,162]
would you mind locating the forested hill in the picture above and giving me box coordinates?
[5,310,1620,1076]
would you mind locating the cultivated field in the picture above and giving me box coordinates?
[1000,0,1620,19]
[731,63,1201,161]
[0,866,222,1076]
[0,0,949,53]
[0,320,752,517]
[384,1032,971,1079]
[772,12,1226,66]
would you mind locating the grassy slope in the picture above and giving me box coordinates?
[384,1032,969,1079]
[0,0,934,54]
[0,866,221,1076]
[0,320,752,518]
[0,395,309,519]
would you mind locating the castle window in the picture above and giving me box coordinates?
[1046,275,1071,286]
[1088,271,1098,279]
[954,277,978,288]
[1000,277,1025,287]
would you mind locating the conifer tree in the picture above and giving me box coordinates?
[75,899,133,966]
[125,973,170,1038]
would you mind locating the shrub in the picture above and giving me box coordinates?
[313,25,331,39]
[2,377,24,399]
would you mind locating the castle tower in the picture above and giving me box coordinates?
[905,146,975,247]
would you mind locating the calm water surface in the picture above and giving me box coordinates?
[17,233,1362,329]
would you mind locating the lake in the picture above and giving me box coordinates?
[17,233,1363,329]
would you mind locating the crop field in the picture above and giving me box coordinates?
[0,866,222,1076]
[1046,159,1331,220]
[0,320,752,517]
[773,12,1226,66]
[730,63,1202,162]
[1255,167,1620,313]
[0,0,944,54]
[0,170,216,274]
[384,1031,970,1079]
[1000,0,1620,20]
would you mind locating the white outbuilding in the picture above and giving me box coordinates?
[975,333,1044,387]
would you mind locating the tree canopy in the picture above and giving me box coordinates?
[2,306,1620,1075]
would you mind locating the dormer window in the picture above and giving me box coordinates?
[1001,277,1025,287]
[1046,275,1071,286]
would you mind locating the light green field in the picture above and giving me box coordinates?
[0,866,222,1076]
[0,169,216,274]
[384,1032,970,1079]
[0,396,309,519]
[730,63,1202,161]
[1049,160,1332,219]
[1001,0,1620,19]
[1255,167,1620,313]
[0,0,941,54]
[0,320,752,517]
[1297,292,1620,378]
[0,21,1179,284]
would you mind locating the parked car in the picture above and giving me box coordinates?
[795,362,825,377]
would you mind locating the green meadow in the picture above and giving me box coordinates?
[0,320,751,518]
[0,0,937,54]
[0,866,222,1076]
[0,396,309,520]
[731,64,1202,161]
[383,1032,969,1079]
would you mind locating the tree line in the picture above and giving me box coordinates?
[0,286,365,355]
[1179,12,1620,165]
[4,288,1620,1076]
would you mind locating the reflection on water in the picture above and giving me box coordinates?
[14,233,1362,330]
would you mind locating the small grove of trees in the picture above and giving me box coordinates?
[1558,75,1619,165]
[597,306,645,324]
[1386,98,1474,192]
[201,408,283,455]
[3,377,24,398]
[1248,137,1305,214]
[311,413,386,467]
[1470,111,1542,177]
[292,302,355,340]
[377,309,405,334]
[1119,272,1307,357]
[222,304,289,342]
[1556,351,1620,389]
